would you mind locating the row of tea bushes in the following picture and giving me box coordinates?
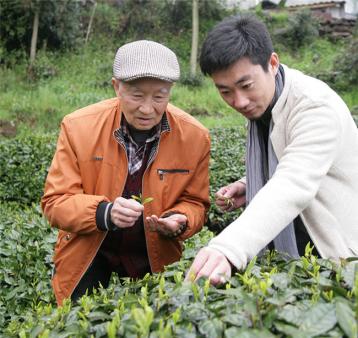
[2,129,357,337]
[3,205,357,337]
[0,203,56,328]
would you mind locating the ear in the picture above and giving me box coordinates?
[112,77,121,97]
[269,52,280,75]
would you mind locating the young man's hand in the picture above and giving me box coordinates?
[146,213,187,237]
[111,197,144,228]
[185,247,232,284]
[215,180,246,212]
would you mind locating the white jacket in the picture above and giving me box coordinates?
[209,65,358,268]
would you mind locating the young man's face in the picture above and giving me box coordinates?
[112,77,172,130]
[211,53,279,120]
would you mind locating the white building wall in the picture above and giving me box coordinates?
[345,0,358,14]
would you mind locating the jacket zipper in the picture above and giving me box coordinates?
[70,142,129,297]
[142,129,170,272]
[157,169,190,180]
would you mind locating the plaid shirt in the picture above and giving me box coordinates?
[114,114,170,175]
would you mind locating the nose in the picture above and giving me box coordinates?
[232,91,250,112]
[138,97,154,115]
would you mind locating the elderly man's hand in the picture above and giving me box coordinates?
[146,213,187,237]
[111,197,144,228]
[185,247,232,285]
[215,180,246,212]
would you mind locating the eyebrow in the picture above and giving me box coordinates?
[215,75,251,89]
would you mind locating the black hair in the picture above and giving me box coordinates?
[200,15,274,75]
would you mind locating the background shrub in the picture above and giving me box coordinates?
[332,25,358,91]
[0,203,56,328]
[273,9,319,51]
[0,133,56,204]
[208,127,246,233]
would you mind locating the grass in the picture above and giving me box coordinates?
[277,38,344,75]
[172,78,246,128]
[0,36,356,134]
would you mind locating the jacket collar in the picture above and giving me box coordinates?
[270,64,292,159]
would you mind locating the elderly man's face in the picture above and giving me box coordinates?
[113,77,172,130]
[211,53,279,120]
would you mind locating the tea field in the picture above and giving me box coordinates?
[0,129,357,337]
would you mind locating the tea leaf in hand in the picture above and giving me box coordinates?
[142,197,154,205]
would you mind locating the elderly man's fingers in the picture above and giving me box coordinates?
[112,206,142,219]
[111,215,135,228]
[146,216,159,231]
[156,214,187,236]
[114,196,144,212]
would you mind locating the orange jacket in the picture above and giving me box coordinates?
[41,98,210,305]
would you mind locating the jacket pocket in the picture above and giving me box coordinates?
[157,169,190,180]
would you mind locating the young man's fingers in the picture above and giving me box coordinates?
[207,263,231,285]
[185,248,210,282]
[185,248,231,284]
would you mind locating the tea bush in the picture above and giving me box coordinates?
[0,133,56,204]
[0,203,56,329]
[2,207,357,337]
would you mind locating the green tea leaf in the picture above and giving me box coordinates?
[299,303,336,336]
[142,197,154,205]
[336,298,358,338]
[199,319,224,338]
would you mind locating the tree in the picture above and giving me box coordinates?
[0,0,85,65]
[190,0,199,77]
[29,1,40,65]
[85,1,97,44]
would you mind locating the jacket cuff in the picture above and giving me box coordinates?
[96,201,116,231]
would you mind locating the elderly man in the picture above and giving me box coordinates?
[42,40,210,305]
[186,15,358,284]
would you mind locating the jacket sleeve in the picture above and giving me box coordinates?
[41,119,110,234]
[208,100,341,269]
[160,134,211,240]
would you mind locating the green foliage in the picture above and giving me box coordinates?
[273,9,319,51]
[27,50,58,81]
[0,203,56,328]
[2,214,357,337]
[179,72,205,87]
[0,0,85,64]
[0,131,357,336]
[208,128,246,233]
[0,133,56,204]
[116,0,227,39]
[332,31,358,91]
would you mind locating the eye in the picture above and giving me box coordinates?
[153,94,168,103]
[131,93,143,100]
[242,82,253,90]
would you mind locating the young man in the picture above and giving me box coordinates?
[42,40,210,305]
[186,15,358,284]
